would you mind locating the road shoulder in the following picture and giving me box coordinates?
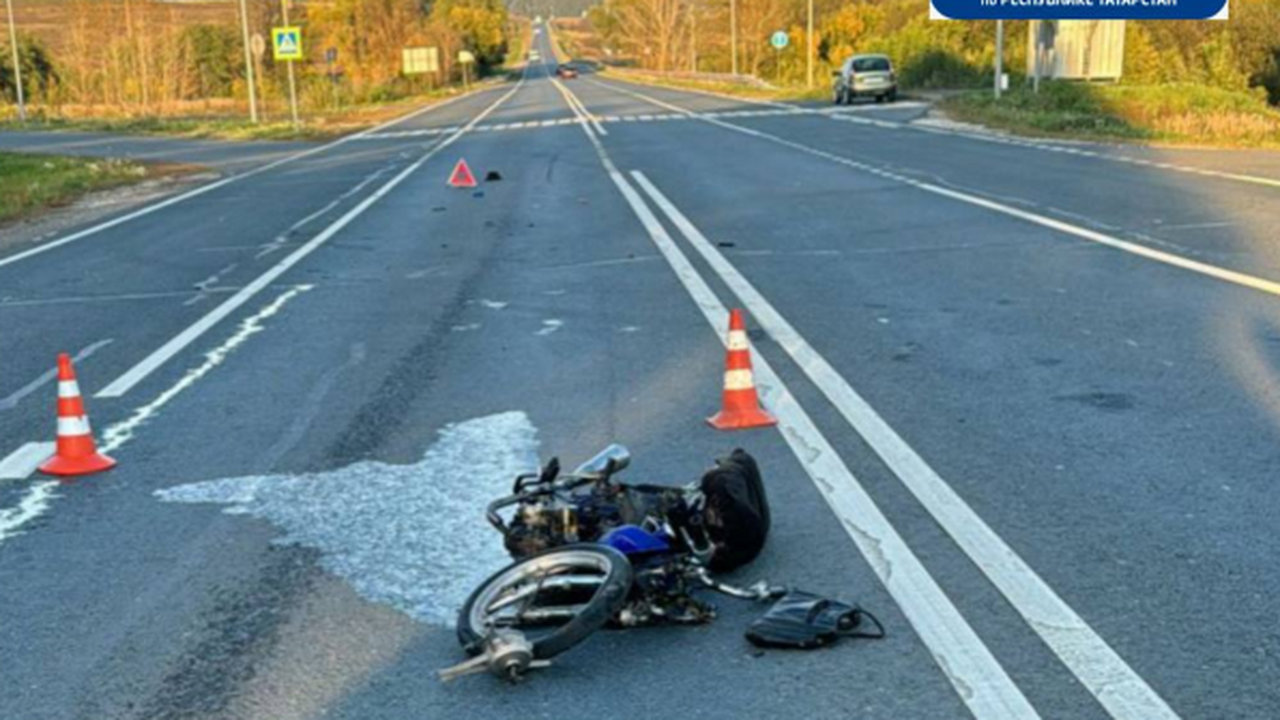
[0,164,216,260]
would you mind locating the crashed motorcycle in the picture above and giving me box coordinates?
[439,444,781,682]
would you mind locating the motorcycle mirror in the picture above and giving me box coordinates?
[539,457,561,484]
[574,444,631,477]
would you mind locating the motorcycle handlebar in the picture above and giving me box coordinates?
[486,473,606,535]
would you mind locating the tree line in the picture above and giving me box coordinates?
[586,0,1280,102]
[0,0,513,118]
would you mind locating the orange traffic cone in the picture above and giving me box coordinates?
[39,353,116,477]
[707,309,777,431]
[448,159,478,188]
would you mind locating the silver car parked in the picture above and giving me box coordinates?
[832,54,897,105]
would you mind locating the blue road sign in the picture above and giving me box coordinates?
[770,31,789,50]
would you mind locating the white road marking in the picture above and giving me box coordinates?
[554,77,607,136]
[258,165,398,260]
[184,262,239,306]
[94,79,525,399]
[0,288,236,308]
[597,76,1280,191]
[99,286,311,454]
[535,319,563,336]
[0,339,113,411]
[553,74,1037,720]
[0,443,55,480]
[0,479,59,542]
[0,84,504,272]
[602,80,1280,304]
[0,286,310,544]
[633,170,1179,720]
[1159,220,1237,232]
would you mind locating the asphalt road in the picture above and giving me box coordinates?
[3,24,1280,720]
[0,130,310,171]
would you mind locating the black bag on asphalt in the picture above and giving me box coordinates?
[700,448,771,572]
[745,591,885,650]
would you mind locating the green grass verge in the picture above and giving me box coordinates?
[0,152,153,223]
[942,82,1280,148]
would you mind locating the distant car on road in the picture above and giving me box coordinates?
[557,64,579,79]
[832,54,897,105]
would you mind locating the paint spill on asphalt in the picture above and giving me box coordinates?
[157,411,539,627]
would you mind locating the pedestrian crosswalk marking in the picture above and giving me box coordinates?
[354,104,917,141]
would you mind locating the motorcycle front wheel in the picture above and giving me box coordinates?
[457,545,633,660]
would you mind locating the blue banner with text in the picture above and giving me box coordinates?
[930,0,1227,19]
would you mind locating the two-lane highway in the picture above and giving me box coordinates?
[2,22,1278,719]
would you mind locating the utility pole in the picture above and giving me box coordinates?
[729,0,738,76]
[237,0,259,123]
[690,2,697,73]
[280,0,299,129]
[806,0,814,89]
[4,0,25,122]
[994,19,1003,99]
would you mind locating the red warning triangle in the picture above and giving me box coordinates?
[448,159,477,188]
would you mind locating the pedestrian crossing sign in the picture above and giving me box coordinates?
[272,27,303,61]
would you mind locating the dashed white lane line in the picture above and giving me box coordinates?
[633,171,1179,720]
[603,80,1280,304]
[93,78,526,400]
[0,443,55,481]
[0,83,503,272]
[552,71,1038,720]
[596,75,1280,191]
[0,338,113,411]
[353,105,895,140]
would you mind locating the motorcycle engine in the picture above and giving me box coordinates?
[503,497,582,558]
[503,488,630,558]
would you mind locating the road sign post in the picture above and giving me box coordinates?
[272,26,303,61]
[278,1,300,130]
[4,0,24,122]
[271,26,302,125]
[729,0,738,76]
[237,0,259,123]
[994,19,1003,99]
[770,31,788,85]
[458,50,475,91]
[806,0,814,90]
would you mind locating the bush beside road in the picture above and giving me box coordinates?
[942,82,1280,148]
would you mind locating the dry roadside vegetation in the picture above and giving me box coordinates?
[0,0,517,139]
[567,0,1280,147]
[943,83,1280,148]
